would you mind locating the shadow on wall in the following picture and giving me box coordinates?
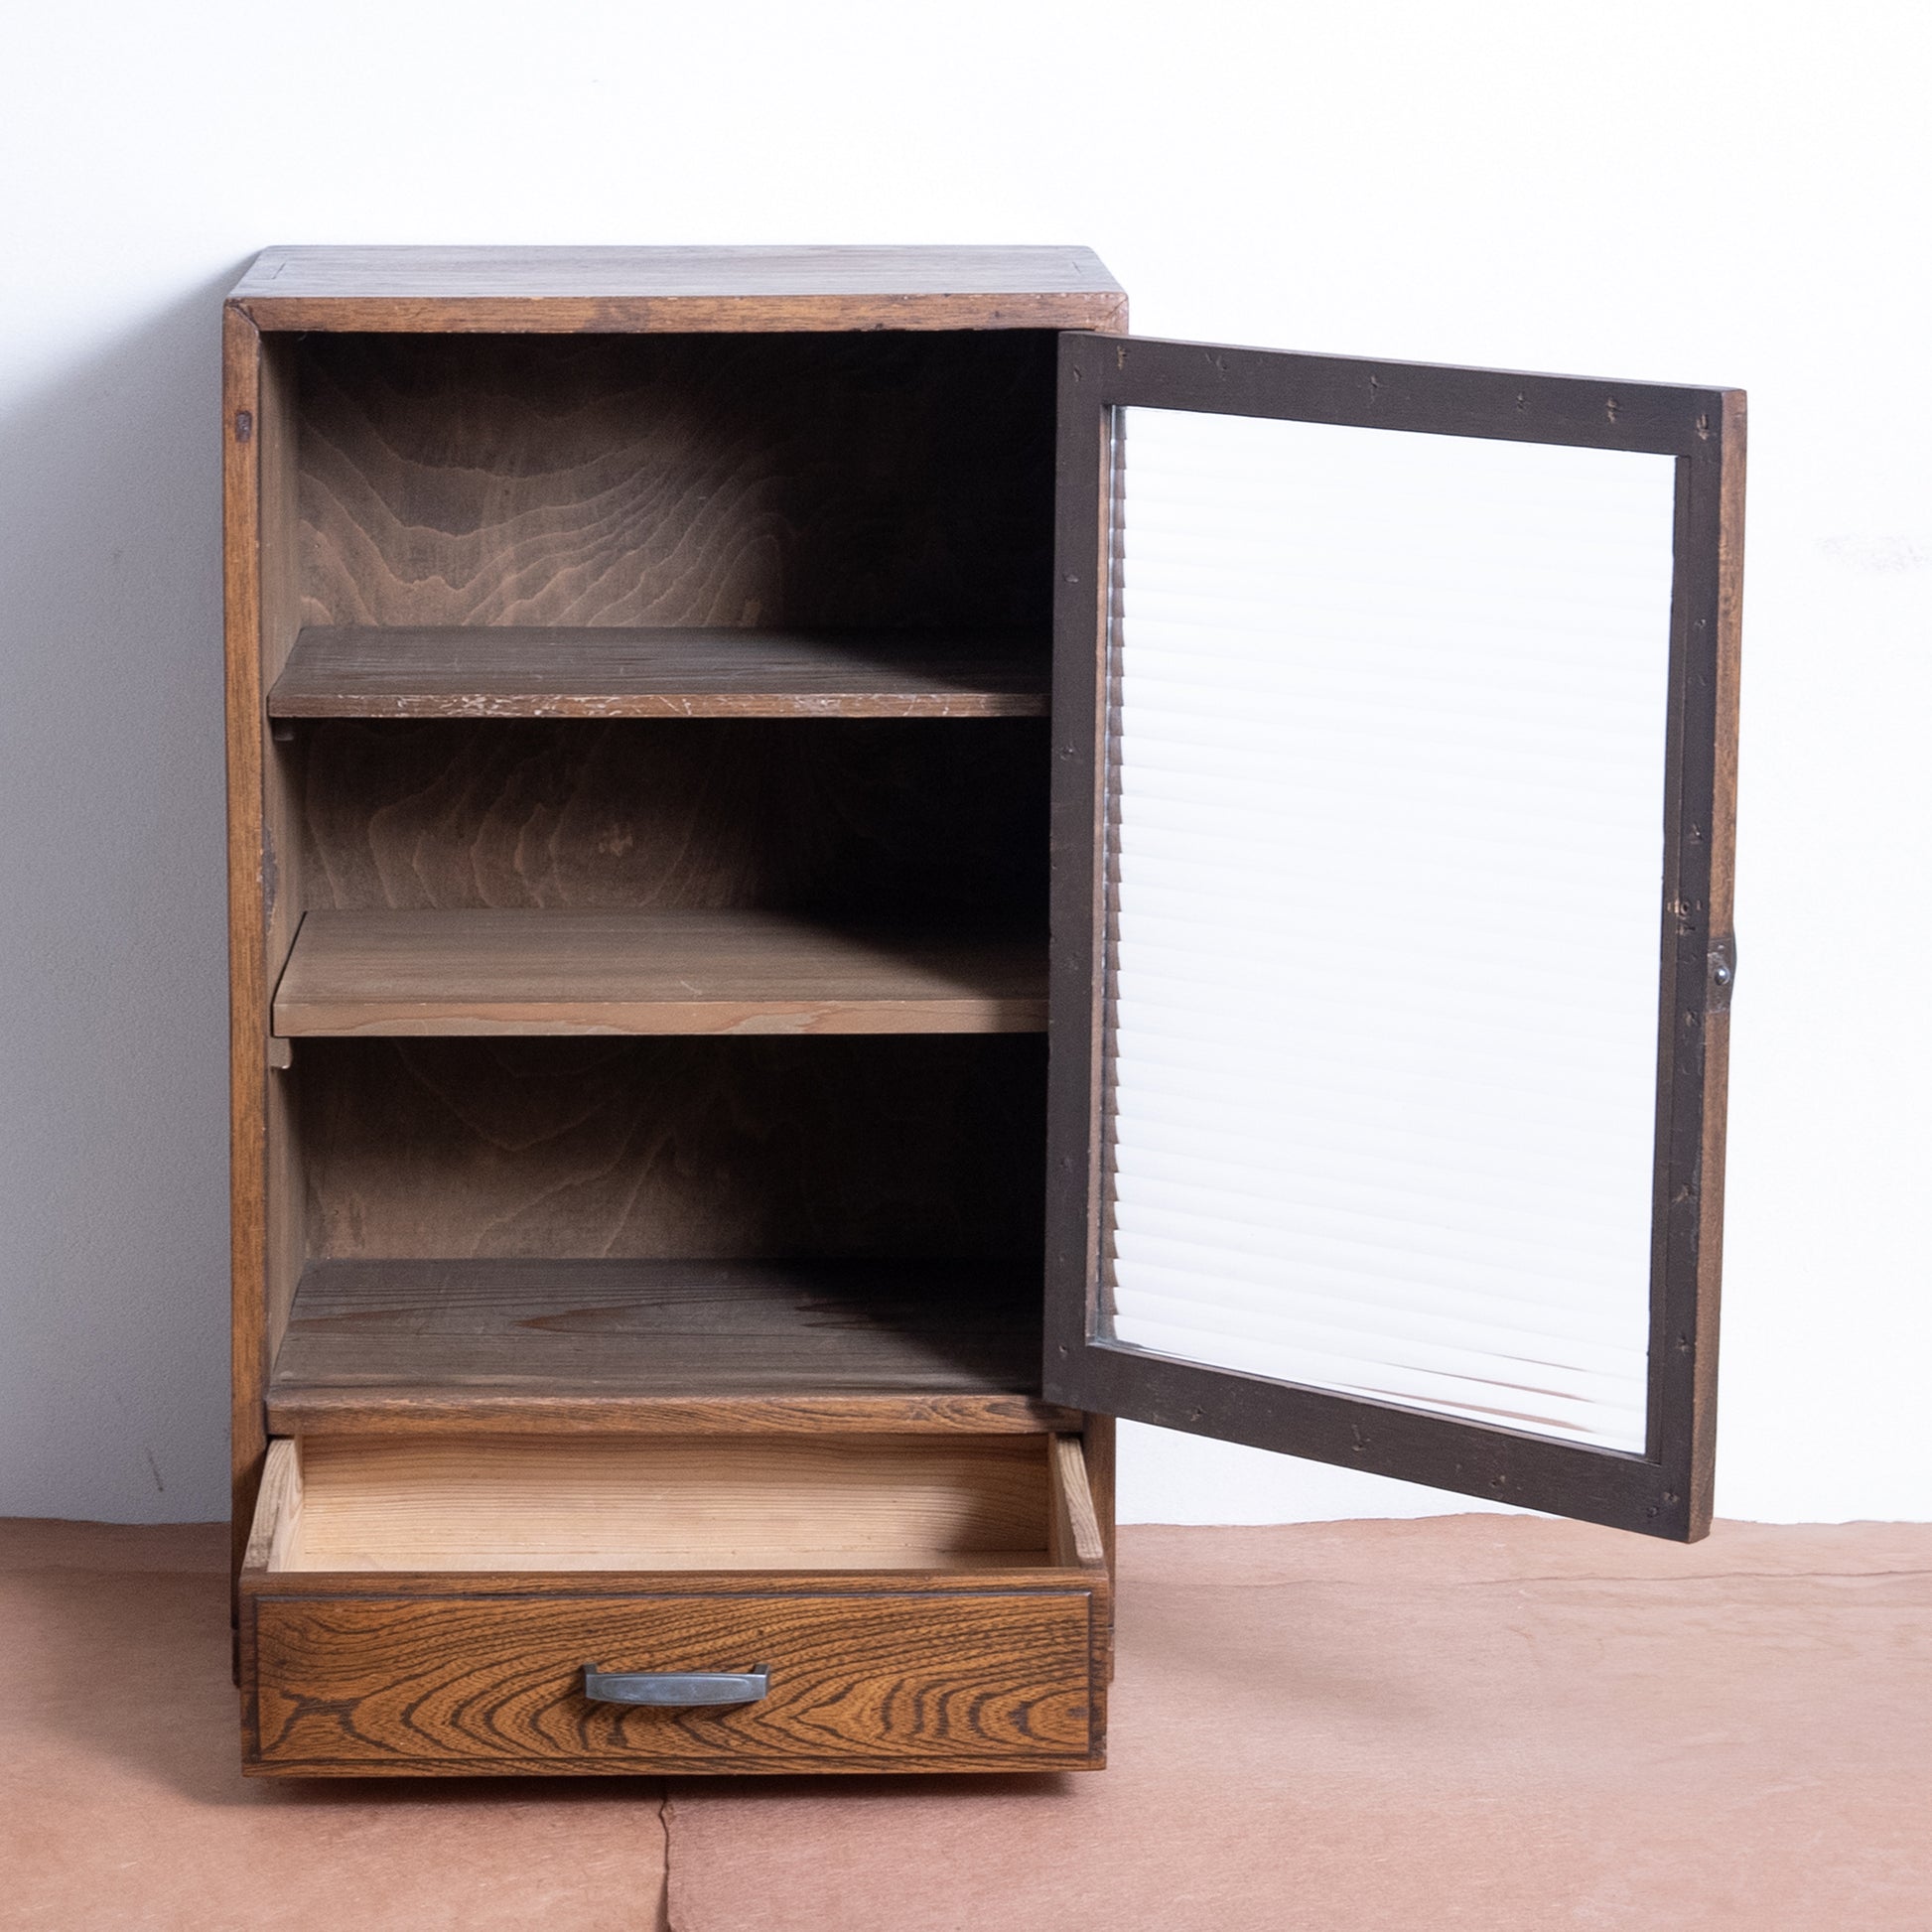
[0,267,248,1521]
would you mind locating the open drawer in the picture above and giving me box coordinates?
[238,1432,1109,1775]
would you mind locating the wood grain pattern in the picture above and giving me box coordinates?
[270,1256,1041,1400]
[296,718,1048,924]
[229,243,1126,335]
[1657,384,1746,1541]
[272,908,1047,1037]
[1081,1414,1117,1574]
[243,1586,1098,1773]
[1047,1435,1106,1568]
[269,1388,1081,1437]
[271,1435,1050,1573]
[221,255,1113,1731]
[296,1035,1046,1263]
[257,337,311,1388]
[229,323,312,1583]
[237,1425,1107,1773]
[224,307,271,1578]
[1050,1431,1115,1694]
[1079,1411,1119,1682]
[296,332,1056,632]
[242,1438,304,1573]
[270,626,1049,719]
[263,1045,305,1367]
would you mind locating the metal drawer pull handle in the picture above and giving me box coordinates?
[583,1665,769,1707]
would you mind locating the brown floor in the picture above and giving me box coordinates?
[2,1516,1926,1930]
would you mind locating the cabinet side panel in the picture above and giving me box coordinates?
[259,337,307,1374]
[223,308,268,1574]
[1080,1414,1116,1575]
[1080,1414,1116,1684]
[1043,343,1113,1405]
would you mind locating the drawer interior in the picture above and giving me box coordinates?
[248,1433,1095,1575]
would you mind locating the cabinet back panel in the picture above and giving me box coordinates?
[296,332,1056,629]
[296,1036,1046,1262]
[296,718,1047,920]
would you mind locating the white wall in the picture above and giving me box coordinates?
[1,0,1925,1524]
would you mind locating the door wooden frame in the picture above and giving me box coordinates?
[1042,332,1744,1540]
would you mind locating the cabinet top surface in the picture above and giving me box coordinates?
[227,245,1126,333]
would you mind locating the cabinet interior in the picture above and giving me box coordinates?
[292,329,1056,634]
[253,327,1060,1418]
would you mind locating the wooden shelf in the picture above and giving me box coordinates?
[266,1257,1071,1436]
[273,908,1045,1037]
[267,626,1050,720]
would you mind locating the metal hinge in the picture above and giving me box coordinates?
[1707,934,1736,1014]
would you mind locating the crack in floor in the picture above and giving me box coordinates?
[655,1781,676,1932]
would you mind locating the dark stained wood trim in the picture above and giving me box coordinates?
[1043,339,1113,1441]
[1650,386,1746,1537]
[1044,331,1744,1541]
[1056,334,1731,457]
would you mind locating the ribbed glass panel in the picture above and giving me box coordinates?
[1103,407,1678,1452]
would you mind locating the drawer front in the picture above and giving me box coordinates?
[244,1584,1100,1774]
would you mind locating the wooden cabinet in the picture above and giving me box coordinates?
[224,246,1741,1775]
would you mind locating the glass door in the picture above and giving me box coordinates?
[1044,335,1741,1538]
